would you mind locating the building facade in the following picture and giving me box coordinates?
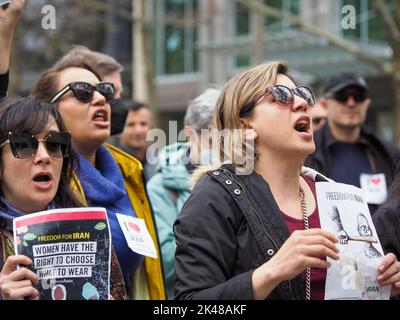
[150,0,393,140]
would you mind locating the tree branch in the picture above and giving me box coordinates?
[235,0,390,74]
[371,0,400,54]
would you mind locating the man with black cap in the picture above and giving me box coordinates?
[305,71,400,215]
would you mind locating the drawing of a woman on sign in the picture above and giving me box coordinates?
[328,206,382,259]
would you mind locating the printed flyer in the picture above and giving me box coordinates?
[13,207,111,300]
[316,182,390,300]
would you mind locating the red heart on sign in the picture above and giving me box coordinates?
[128,222,141,233]
[371,178,381,185]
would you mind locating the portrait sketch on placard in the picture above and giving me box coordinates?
[316,182,390,300]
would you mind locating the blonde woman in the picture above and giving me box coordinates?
[173,61,400,300]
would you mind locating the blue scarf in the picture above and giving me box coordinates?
[0,198,55,232]
[0,198,26,232]
[76,146,144,285]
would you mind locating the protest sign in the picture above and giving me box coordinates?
[316,182,390,300]
[116,214,157,258]
[13,207,111,300]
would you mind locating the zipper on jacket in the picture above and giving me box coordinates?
[221,168,296,299]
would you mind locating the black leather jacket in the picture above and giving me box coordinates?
[174,164,328,300]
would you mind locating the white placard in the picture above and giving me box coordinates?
[116,214,157,259]
[316,182,390,300]
[360,173,387,205]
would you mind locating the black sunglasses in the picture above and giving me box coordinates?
[329,88,368,103]
[240,85,316,117]
[0,132,72,159]
[51,82,115,104]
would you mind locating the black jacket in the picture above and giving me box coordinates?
[373,198,400,262]
[174,164,328,300]
[305,123,399,189]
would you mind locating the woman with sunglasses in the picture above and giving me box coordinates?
[0,97,128,300]
[174,61,400,300]
[32,62,165,300]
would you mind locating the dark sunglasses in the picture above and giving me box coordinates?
[240,85,315,117]
[0,132,72,159]
[51,81,115,104]
[328,88,368,103]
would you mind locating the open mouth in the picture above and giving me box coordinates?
[92,110,108,122]
[294,117,311,133]
[33,173,52,183]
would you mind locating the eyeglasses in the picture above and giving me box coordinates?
[240,85,316,117]
[327,88,368,103]
[51,82,115,104]
[0,132,72,159]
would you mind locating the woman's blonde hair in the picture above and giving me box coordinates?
[213,60,292,172]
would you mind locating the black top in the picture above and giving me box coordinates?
[173,164,330,300]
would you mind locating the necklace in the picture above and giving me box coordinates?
[300,186,311,300]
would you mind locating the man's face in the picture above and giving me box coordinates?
[324,86,371,130]
[119,108,152,151]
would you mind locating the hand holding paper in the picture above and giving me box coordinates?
[0,254,39,300]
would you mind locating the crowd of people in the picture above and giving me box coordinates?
[1,0,400,301]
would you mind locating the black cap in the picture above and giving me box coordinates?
[322,71,368,94]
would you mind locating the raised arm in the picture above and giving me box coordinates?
[0,0,25,74]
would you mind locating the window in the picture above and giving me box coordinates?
[154,0,199,75]
[235,1,250,36]
[234,0,300,67]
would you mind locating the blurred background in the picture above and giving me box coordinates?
[8,0,399,143]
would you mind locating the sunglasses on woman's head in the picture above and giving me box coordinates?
[0,132,72,159]
[240,85,316,117]
[51,82,115,104]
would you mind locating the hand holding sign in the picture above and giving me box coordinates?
[13,207,111,300]
[0,255,39,300]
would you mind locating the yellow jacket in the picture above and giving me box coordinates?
[72,143,166,300]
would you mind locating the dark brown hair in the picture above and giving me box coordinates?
[32,60,102,103]
[55,45,124,77]
[0,97,84,209]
